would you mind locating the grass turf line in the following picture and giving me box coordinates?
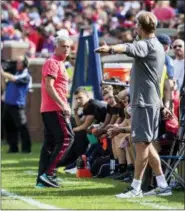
[1,142,184,210]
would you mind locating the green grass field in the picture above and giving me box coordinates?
[1,142,184,210]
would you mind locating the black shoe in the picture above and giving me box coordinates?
[112,172,123,179]
[7,149,19,153]
[122,171,133,183]
[114,173,127,180]
[40,173,59,188]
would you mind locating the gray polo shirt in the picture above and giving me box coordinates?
[124,37,165,108]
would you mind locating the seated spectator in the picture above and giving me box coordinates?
[94,86,119,138]
[121,10,136,29]
[120,30,134,43]
[73,87,107,132]
[152,1,175,27]
[58,86,107,170]
[41,30,55,54]
[21,30,36,58]
[1,25,20,41]
[107,94,134,181]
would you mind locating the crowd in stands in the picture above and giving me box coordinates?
[1,0,184,58]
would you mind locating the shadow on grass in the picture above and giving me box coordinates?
[2,142,185,208]
[2,160,39,168]
[7,186,122,197]
[3,185,185,207]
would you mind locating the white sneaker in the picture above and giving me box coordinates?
[144,186,172,196]
[65,167,77,174]
[115,187,143,198]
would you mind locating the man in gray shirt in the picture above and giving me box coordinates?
[95,11,172,198]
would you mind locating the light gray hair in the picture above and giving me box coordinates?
[54,36,72,47]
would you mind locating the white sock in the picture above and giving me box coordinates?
[131,178,142,192]
[156,174,168,188]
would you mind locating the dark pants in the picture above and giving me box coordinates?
[3,103,31,152]
[36,111,74,183]
[57,130,89,167]
[1,101,5,140]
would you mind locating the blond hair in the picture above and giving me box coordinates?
[136,11,158,33]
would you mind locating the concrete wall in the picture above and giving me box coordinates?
[26,58,46,142]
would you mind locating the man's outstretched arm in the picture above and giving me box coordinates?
[95,40,149,58]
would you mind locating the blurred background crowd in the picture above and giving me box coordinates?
[1,0,184,58]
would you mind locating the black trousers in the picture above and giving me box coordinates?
[57,130,89,167]
[36,111,74,183]
[3,103,31,152]
[1,101,5,140]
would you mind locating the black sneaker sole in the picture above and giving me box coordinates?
[40,175,59,188]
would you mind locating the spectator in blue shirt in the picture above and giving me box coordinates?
[1,56,31,153]
[157,34,174,79]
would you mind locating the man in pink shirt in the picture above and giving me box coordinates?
[36,36,74,188]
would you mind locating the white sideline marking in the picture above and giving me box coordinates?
[1,189,64,210]
[127,199,175,210]
[14,170,181,210]
[1,189,179,210]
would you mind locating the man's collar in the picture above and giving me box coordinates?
[83,99,91,108]
[52,54,66,61]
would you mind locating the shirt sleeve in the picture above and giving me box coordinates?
[123,40,149,58]
[165,55,174,79]
[43,59,60,79]
[126,87,130,95]
[14,71,30,85]
[83,101,97,116]
[107,104,112,114]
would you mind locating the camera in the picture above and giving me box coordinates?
[1,60,17,74]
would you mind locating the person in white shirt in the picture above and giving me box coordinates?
[173,39,184,90]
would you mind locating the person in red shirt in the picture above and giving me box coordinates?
[36,35,74,188]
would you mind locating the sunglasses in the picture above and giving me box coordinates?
[173,45,182,49]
